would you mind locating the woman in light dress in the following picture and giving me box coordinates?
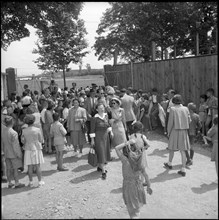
[109,97,127,148]
[21,114,45,187]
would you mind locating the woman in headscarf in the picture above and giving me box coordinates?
[115,137,152,219]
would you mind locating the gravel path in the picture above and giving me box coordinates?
[2,131,218,219]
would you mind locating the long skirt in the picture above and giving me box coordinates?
[94,130,111,164]
[123,179,146,210]
[70,130,86,146]
[112,121,127,148]
[168,129,190,151]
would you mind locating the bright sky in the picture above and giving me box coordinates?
[1,2,112,76]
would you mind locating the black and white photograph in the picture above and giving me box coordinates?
[1,2,218,219]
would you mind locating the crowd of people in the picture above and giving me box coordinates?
[1,79,218,218]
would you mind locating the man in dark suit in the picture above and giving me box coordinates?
[84,89,97,143]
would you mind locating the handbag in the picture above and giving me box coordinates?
[81,121,88,133]
[88,147,97,167]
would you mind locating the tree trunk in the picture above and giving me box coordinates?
[174,44,176,59]
[161,46,163,60]
[63,66,66,88]
[113,49,118,65]
[151,41,156,61]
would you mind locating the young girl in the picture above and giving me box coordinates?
[203,115,218,178]
[129,121,150,186]
[186,103,202,166]
[115,132,152,219]
[21,114,45,187]
[50,112,68,171]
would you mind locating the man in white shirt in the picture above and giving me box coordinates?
[21,91,33,108]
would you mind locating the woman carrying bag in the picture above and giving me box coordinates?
[89,103,113,180]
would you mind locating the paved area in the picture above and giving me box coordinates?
[2,131,218,219]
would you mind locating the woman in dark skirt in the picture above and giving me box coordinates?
[90,103,113,180]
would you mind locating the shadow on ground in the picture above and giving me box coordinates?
[69,170,100,184]
[2,184,40,196]
[147,148,168,158]
[72,164,94,172]
[191,182,218,194]
[50,154,88,165]
[150,168,183,183]
[110,187,122,194]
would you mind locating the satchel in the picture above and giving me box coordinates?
[88,147,97,167]
[81,121,88,133]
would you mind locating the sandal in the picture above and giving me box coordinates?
[8,183,15,188]
[101,172,107,180]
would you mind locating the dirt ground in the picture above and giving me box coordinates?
[2,130,218,219]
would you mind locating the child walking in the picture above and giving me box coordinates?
[2,116,25,188]
[115,134,152,219]
[186,103,202,166]
[203,115,218,179]
[21,114,45,187]
[50,112,68,171]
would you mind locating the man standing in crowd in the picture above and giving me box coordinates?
[84,89,97,144]
[120,88,136,135]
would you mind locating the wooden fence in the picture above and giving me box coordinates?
[104,54,218,106]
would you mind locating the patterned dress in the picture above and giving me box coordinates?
[120,154,146,211]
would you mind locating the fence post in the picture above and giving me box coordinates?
[216,26,218,54]
[151,41,156,61]
[130,61,134,88]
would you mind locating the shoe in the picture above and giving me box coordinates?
[72,151,78,157]
[97,167,102,172]
[2,177,7,183]
[143,182,148,187]
[186,160,193,166]
[77,153,82,158]
[28,182,33,187]
[18,167,24,172]
[8,183,15,188]
[14,183,25,188]
[58,167,69,171]
[177,170,186,177]
[164,162,172,169]
[101,172,107,180]
[38,181,45,187]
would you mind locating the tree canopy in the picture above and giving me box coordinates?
[32,7,88,87]
[1,2,82,50]
[93,2,217,63]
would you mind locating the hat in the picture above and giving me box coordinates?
[187,102,196,111]
[80,90,86,95]
[172,94,182,105]
[4,116,13,126]
[111,97,121,106]
[24,114,36,125]
[121,88,126,93]
[106,86,115,95]
[85,88,90,92]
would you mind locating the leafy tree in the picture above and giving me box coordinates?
[33,9,88,87]
[93,2,217,63]
[1,2,82,50]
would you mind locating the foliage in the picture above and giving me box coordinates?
[93,2,217,62]
[1,2,82,50]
